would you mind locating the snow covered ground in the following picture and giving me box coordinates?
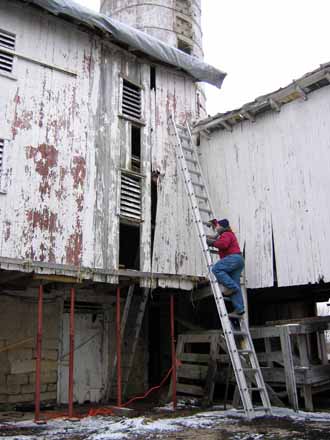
[2,406,330,439]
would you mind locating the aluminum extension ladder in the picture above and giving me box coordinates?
[170,113,272,418]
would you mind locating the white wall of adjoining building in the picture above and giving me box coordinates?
[200,85,330,289]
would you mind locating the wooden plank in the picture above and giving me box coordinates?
[203,335,219,405]
[303,385,313,411]
[279,327,299,411]
[178,353,210,363]
[180,333,213,344]
[305,365,330,384]
[297,334,309,367]
[177,383,204,397]
[261,367,306,384]
[264,338,274,367]
[177,363,208,380]
[317,331,328,365]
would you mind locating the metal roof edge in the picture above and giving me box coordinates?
[194,62,330,133]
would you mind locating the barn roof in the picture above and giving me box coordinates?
[194,62,330,132]
[22,0,226,88]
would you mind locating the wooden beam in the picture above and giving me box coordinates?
[269,98,281,112]
[191,286,213,302]
[280,326,299,411]
[219,120,233,132]
[295,84,308,100]
[0,271,31,284]
[33,274,81,284]
[240,110,255,122]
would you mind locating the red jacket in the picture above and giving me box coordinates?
[212,231,241,259]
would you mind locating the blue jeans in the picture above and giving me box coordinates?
[212,254,245,313]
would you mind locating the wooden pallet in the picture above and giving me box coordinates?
[169,332,221,405]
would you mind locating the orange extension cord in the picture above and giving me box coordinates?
[42,364,176,421]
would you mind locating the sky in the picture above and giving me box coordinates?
[75,0,330,116]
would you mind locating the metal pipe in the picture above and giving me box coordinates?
[116,287,122,406]
[68,287,75,418]
[170,294,177,409]
[34,285,43,422]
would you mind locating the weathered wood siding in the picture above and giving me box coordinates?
[0,0,101,269]
[200,86,330,288]
[0,0,205,286]
[151,66,206,288]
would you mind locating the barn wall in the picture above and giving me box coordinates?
[0,0,101,269]
[0,294,60,406]
[0,0,206,287]
[200,85,330,288]
[151,66,206,287]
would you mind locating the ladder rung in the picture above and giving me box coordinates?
[232,330,248,336]
[182,146,194,153]
[188,169,201,176]
[249,387,265,392]
[199,207,212,213]
[192,181,205,188]
[180,134,190,141]
[238,349,252,354]
[202,221,212,226]
[196,195,208,202]
[185,157,198,165]
[244,368,258,373]
[228,313,244,319]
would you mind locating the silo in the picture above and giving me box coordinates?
[100,0,204,59]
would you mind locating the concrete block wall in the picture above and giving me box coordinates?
[0,294,60,406]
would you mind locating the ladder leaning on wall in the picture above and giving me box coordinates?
[170,112,272,419]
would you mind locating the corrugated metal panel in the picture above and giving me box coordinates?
[200,85,330,289]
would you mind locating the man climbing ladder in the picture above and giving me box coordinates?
[207,218,245,316]
[170,112,272,418]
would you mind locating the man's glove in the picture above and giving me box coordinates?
[206,237,216,246]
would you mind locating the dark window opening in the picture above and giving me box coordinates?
[150,66,156,90]
[148,296,171,386]
[271,224,278,287]
[177,38,192,55]
[131,125,141,172]
[119,222,140,270]
[151,170,159,254]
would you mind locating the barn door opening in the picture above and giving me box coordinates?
[57,303,107,404]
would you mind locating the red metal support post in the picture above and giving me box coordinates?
[116,287,122,407]
[68,287,75,418]
[34,285,43,422]
[170,294,177,409]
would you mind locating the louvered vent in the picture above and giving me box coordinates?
[0,30,15,73]
[120,173,142,221]
[0,30,15,50]
[0,139,4,174]
[122,79,142,120]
